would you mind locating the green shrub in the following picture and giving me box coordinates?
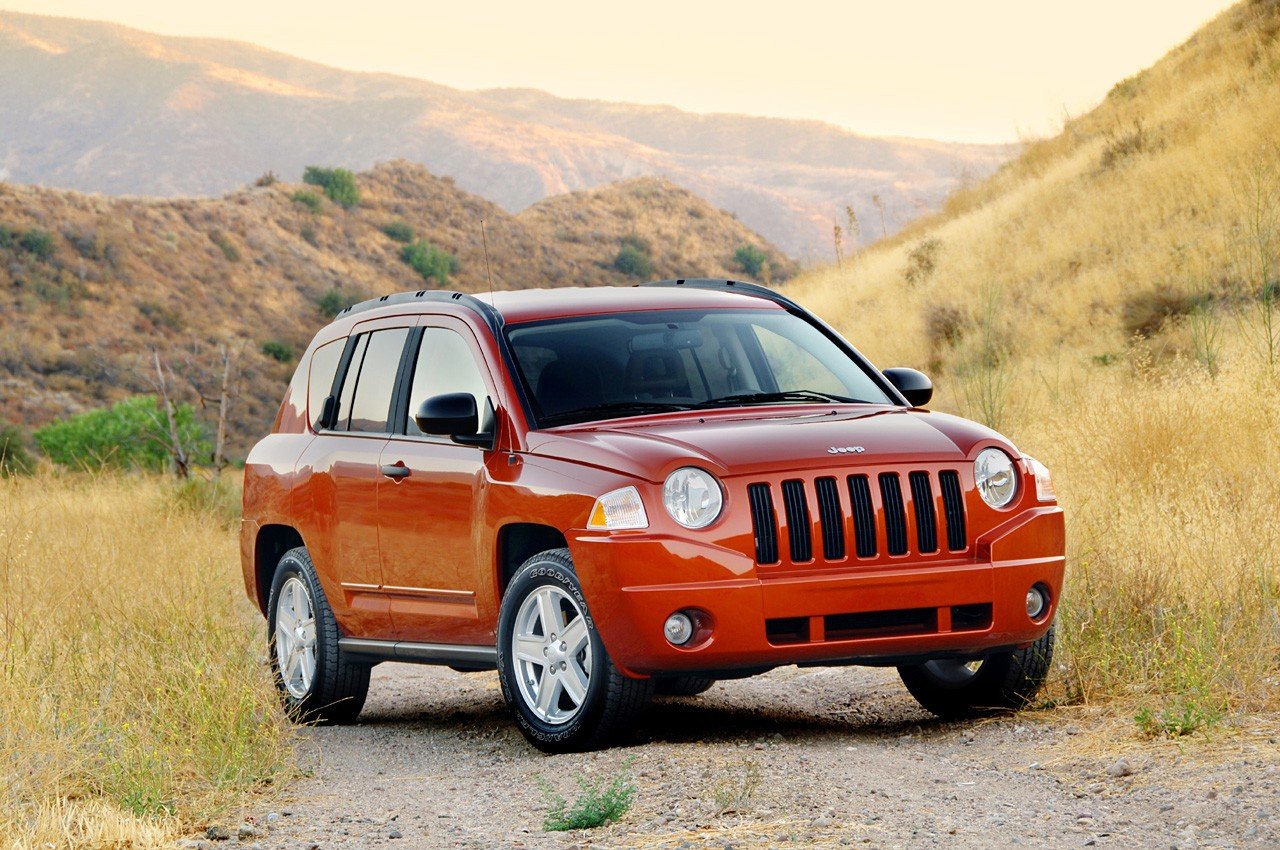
[34,396,208,473]
[0,424,35,476]
[19,228,55,261]
[541,769,637,831]
[261,340,293,362]
[210,231,241,262]
[613,244,653,278]
[0,224,16,250]
[733,244,768,278]
[291,190,322,213]
[401,240,459,285]
[381,221,414,243]
[316,288,358,315]
[302,166,361,208]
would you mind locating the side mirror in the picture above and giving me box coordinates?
[413,393,495,449]
[883,368,933,407]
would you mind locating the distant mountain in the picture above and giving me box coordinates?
[0,161,793,453]
[0,10,1013,258]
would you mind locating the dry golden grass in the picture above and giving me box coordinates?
[0,474,291,849]
[785,0,1280,722]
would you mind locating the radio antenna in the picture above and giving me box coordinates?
[481,218,496,302]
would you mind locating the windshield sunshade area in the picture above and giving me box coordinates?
[506,309,895,427]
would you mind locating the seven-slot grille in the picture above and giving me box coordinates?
[747,469,968,566]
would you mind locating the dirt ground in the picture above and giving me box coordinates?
[212,663,1280,849]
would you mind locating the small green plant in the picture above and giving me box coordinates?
[381,220,414,243]
[540,767,637,832]
[733,244,768,278]
[710,759,762,814]
[1135,699,1223,739]
[0,224,16,249]
[0,424,35,476]
[401,240,459,285]
[316,288,357,316]
[303,166,361,208]
[210,231,241,262]
[18,228,55,261]
[34,396,208,473]
[291,190,323,213]
[613,244,653,278]
[261,340,294,362]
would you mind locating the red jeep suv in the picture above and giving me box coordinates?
[241,279,1064,752]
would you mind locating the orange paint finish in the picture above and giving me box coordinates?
[240,285,1066,679]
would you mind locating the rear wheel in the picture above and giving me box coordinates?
[267,546,370,724]
[897,624,1055,719]
[497,548,652,752]
[654,676,717,697]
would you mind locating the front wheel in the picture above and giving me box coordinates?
[897,624,1055,719]
[497,548,652,752]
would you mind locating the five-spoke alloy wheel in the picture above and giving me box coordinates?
[497,548,652,752]
[267,546,370,724]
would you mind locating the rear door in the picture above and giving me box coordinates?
[377,317,499,644]
[311,319,413,637]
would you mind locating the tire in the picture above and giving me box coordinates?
[267,546,370,724]
[496,548,652,752]
[897,624,1055,719]
[654,676,717,697]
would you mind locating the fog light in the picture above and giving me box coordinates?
[1026,585,1049,620]
[664,612,694,646]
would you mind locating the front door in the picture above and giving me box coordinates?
[377,319,498,644]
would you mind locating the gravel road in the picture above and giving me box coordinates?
[213,663,1280,849]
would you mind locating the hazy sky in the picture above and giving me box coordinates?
[6,1,1236,142]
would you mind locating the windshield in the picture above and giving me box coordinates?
[506,309,896,427]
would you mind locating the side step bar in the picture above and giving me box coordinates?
[338,638,497,669]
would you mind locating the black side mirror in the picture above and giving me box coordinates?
[414,393,495,449]
[883,368,933,407]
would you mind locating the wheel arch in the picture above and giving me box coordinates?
[496,522,568,598]
[254,524,306,613]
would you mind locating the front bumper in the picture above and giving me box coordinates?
[571,506,1065,677]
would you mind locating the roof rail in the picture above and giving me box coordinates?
[638,278,806,313]
[335,289,504,332]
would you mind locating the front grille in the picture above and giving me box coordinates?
[879,473,908,556]
[780,480,812,562]
[745,468,970,566]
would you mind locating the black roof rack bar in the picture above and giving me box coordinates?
[335,288,504,332]
[638,278,808,313]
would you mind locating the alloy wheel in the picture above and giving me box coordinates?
[275,576,318,699]
[511,585,593,724]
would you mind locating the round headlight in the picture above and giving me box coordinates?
[662,467,724,529]
[974,448,1018,508]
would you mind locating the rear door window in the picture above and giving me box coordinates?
[332,329,409,432]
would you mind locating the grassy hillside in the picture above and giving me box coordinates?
[0,10,1011,257]
[785,0,1280,717]
[0,162,790,456]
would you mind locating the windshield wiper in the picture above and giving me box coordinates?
[540,400,691,426]
[693,390,858,409]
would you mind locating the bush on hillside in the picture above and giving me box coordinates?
[34,396,208,473]
[401,240,459,285]
[316,288,358,316]
[291,190,323,213]
[302,166,361,208]
[1123,289,1213,338]
[0,424,35,476]
[904,238,942,286]
[0,224,16,250]
[18,228,55,261]
[261,340,294,362]
[381,221,414,243]
[733,244,768,278]
[613,244,653,278]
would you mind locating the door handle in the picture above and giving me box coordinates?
[380,463,411,479]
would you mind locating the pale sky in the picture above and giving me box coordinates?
[5,1,1236,143]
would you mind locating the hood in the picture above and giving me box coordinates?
[525,406,1013,483]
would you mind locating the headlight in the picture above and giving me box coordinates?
[662,467,724,529]
[974,448,1017,508]
[1025,455,1056,502]
[587,486,648,530]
